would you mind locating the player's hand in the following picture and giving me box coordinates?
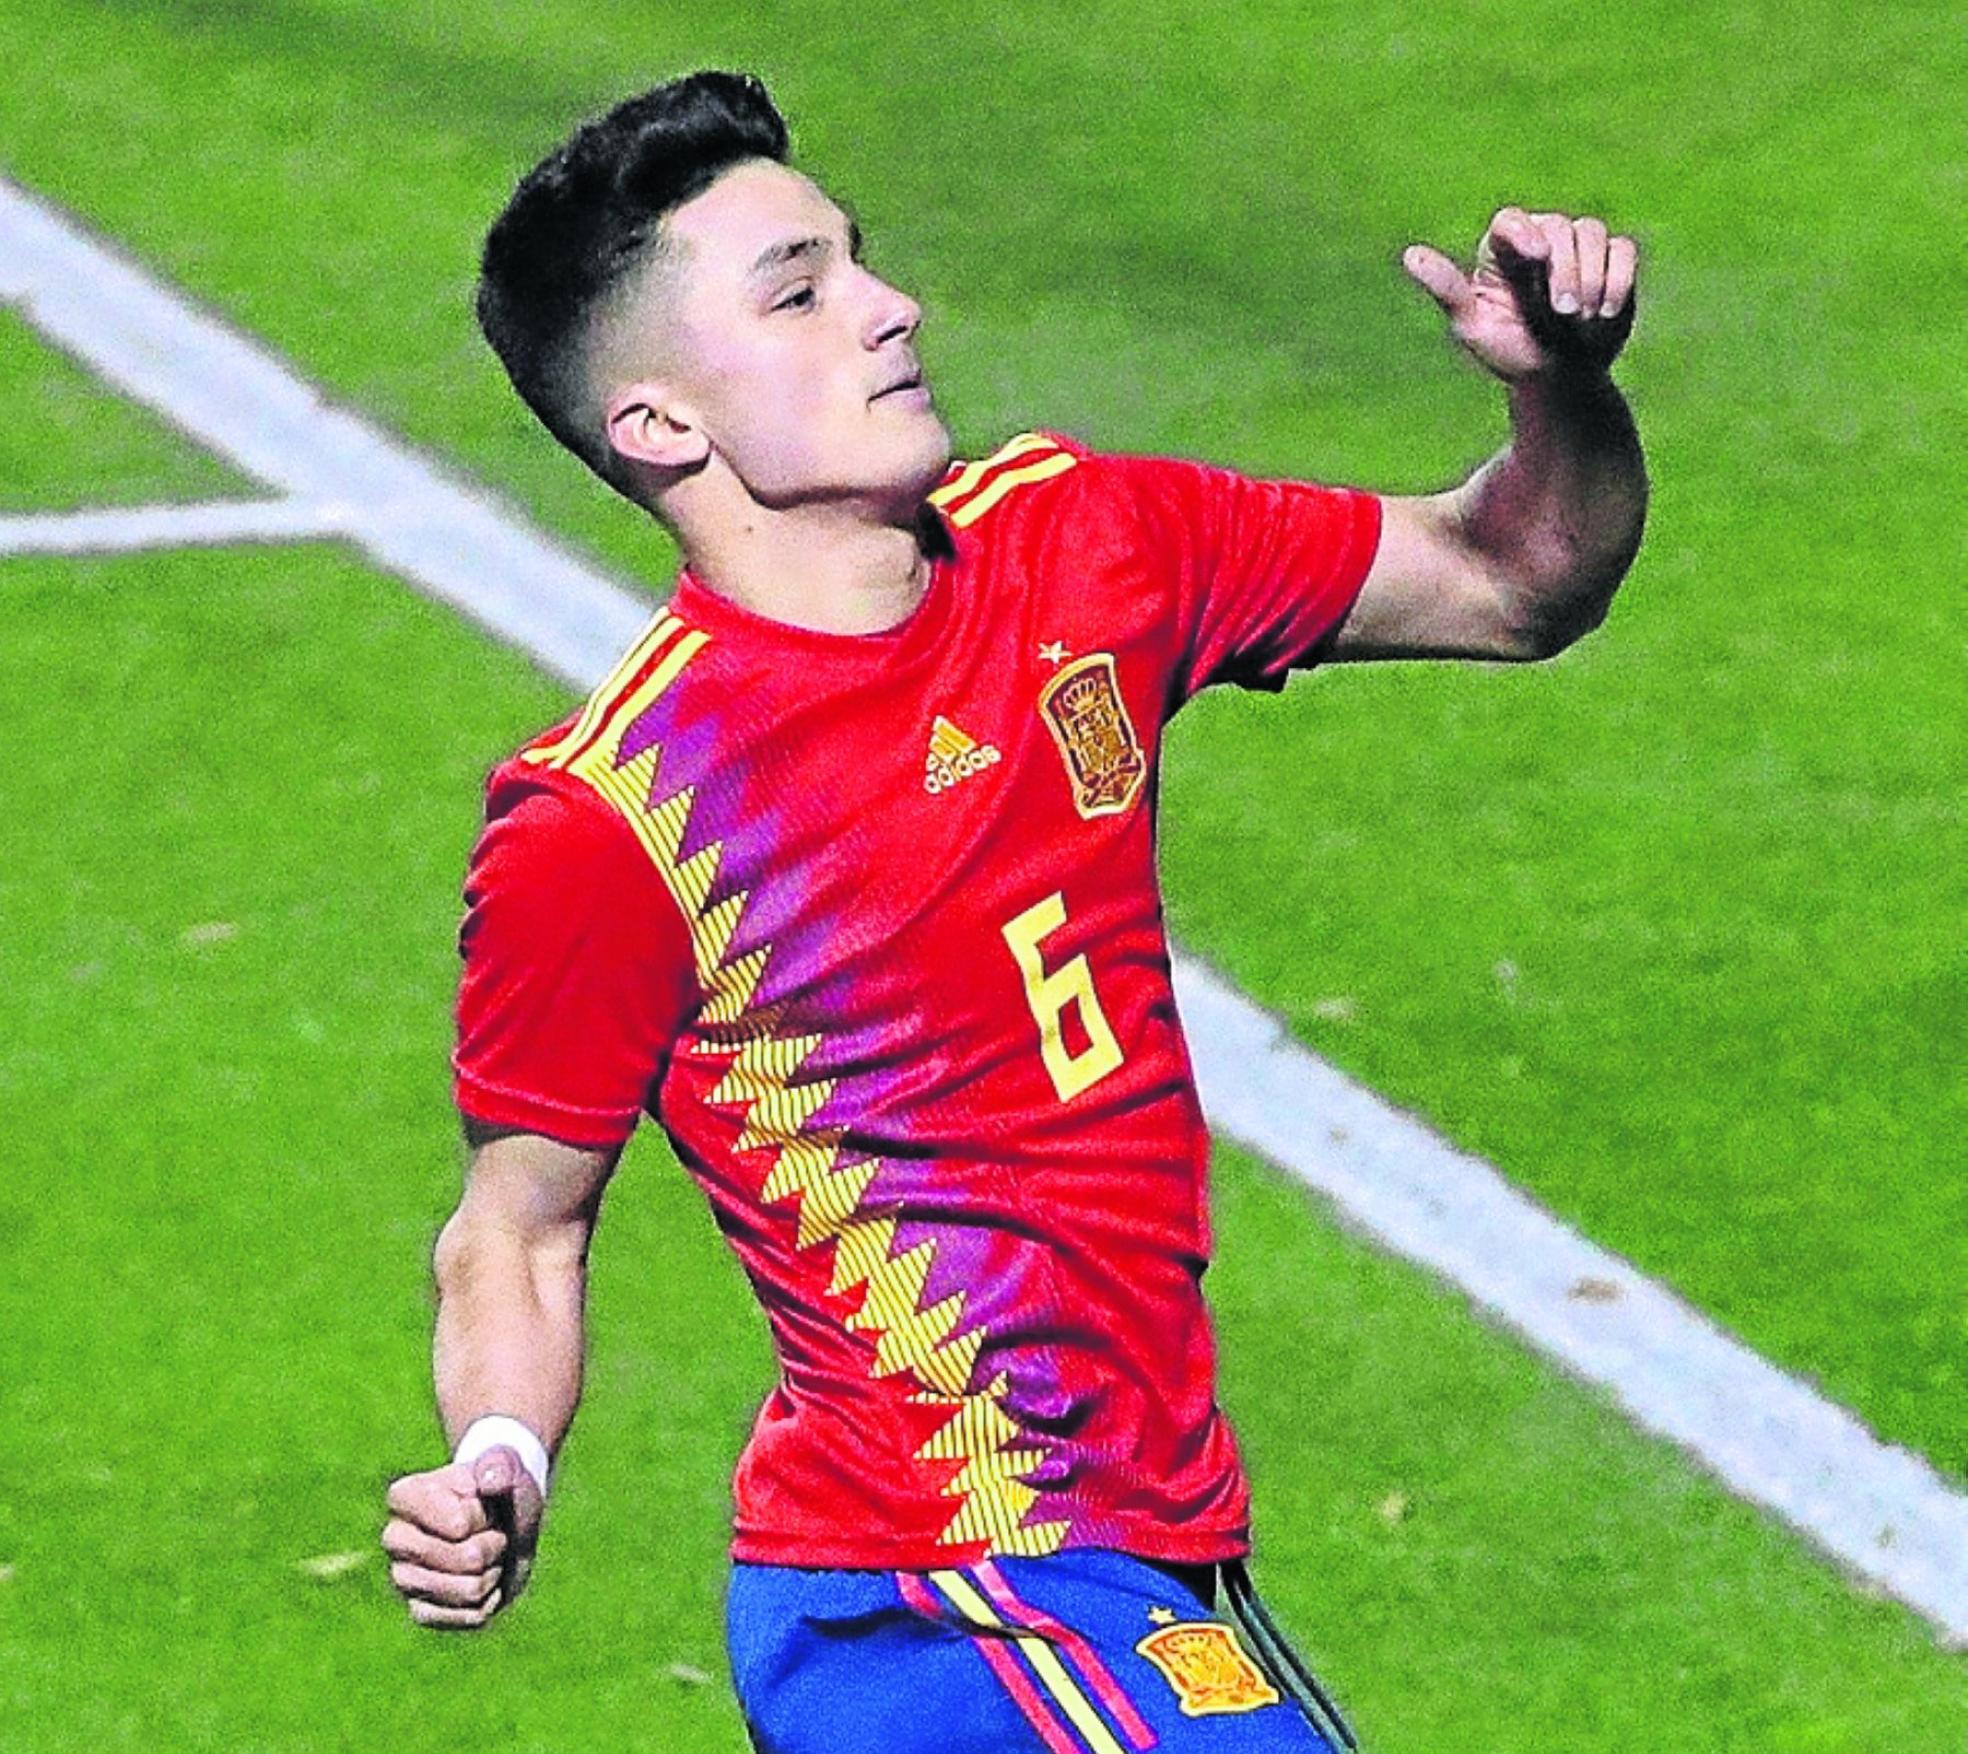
[1402,208,1638,381]
[381,1447,543,1630]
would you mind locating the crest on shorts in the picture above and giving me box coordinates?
[1135,1620,1281,1718]
[1037,652,1144,819]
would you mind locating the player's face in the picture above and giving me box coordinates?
[649,160,951,515]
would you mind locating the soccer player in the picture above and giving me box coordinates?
[380,71,1645,1752]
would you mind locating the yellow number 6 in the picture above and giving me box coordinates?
[1001,891,1124,1102]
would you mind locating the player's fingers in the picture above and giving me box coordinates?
[1573,216,1609,315]
[1401,244,1470,313]
[406,1588,504,1631]
[380,1517,508,1575]
[1535,212,1581,314]
[1602,234,1639,318]
[1483,209,1550,314]
[385,1465,491,1540]
[385,1461,478,1513]
[1487,206,1546,263]
[390,1559,502,1608]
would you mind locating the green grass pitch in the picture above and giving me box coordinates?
[1,0,1962,1746]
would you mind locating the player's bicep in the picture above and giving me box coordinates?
[1325,489,1525,662]
[450,1128,622,1260]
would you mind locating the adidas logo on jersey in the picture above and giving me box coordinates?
[924,714,1001,794]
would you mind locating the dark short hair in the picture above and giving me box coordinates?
[475,71,790,493]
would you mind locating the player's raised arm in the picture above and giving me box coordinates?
[1329,207,1649,662]
[381,1125,620,1629]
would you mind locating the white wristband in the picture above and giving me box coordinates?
[453,1415,551,1499]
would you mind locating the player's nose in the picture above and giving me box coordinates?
[863,274,921,351]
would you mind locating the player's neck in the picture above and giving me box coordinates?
[676,499,935,637]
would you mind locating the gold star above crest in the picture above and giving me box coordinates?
[1148,1606,1178,1625]
[1038,640,1069,664]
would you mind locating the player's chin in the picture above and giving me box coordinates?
[865,410,953,507]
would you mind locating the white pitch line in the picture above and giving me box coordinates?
[0,497,347,556]
[5,173,1965,1641]
[0,179,648,685]
[1172,958,1968,1638]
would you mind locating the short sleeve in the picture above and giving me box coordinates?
[1109,452,1382,703]
[451,760,698,1149]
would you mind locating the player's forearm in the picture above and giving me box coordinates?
[1458,365,1648,657]
[430,1211,589,1456]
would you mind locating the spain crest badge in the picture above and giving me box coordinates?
[1135,1619,1281,1717]
[1037,652,1145,819]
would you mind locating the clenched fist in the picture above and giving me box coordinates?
[1403,207,1639,380]
[381,1446,543,1630]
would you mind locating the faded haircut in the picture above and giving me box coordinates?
[474,71,789,494]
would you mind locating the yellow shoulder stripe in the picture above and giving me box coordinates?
[943,450,1077,528]
[929,431,1059,510]
[521,609,679,768]
[521,612,704,772]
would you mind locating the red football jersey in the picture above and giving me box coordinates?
[453,431,1382,1568]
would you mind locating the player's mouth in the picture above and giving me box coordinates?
[870,365,931,408]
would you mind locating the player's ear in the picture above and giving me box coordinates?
[604,382,711,473]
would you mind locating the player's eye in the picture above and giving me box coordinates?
[774,285,816,312]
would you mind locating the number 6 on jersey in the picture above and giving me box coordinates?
[1001,891,1125,1101]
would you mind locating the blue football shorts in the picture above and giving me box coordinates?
[726,1548,1354,1753]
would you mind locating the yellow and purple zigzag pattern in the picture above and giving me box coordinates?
[522,598,1070,1555]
